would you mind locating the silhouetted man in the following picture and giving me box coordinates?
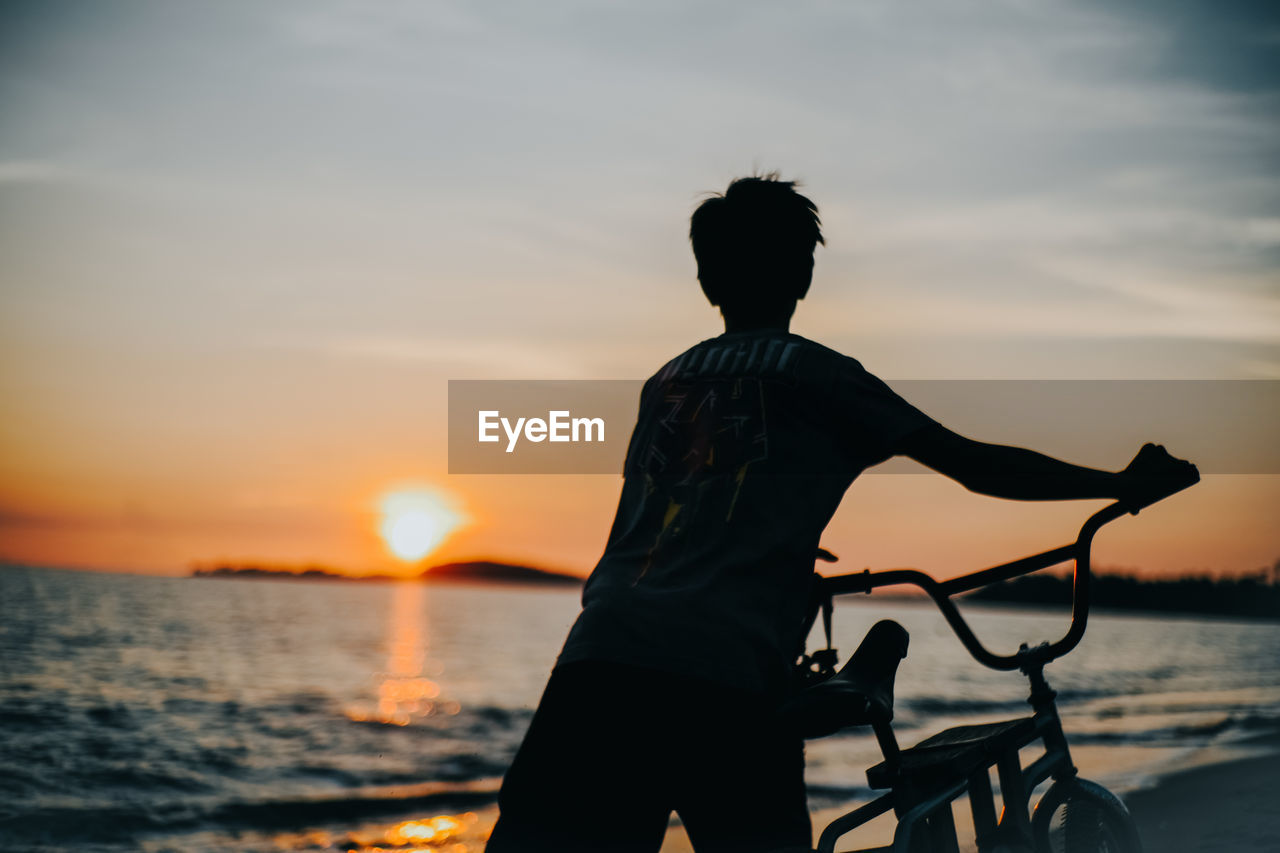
[486,174,1195,853]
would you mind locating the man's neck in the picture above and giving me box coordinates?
[722,313,793,334]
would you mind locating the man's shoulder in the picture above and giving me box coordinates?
[785,335,871,373]
[647,332,870,386]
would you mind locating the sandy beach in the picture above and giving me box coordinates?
[1126,753,1280,853]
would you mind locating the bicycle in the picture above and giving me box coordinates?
[780,473,1198,853]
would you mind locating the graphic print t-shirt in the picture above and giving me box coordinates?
[557,331,936,693]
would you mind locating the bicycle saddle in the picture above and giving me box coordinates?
[778,620,909,739]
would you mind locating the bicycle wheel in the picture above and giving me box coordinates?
[1032,778,1142,853]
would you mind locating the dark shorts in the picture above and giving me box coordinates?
[487,660,811,853]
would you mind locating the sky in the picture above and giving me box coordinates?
[1,0,1277,579]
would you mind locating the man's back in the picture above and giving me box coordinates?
[557,329,935,693]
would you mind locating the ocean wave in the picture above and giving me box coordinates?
[0,688,530,810]
[0,779,501,848]
[900,695,1029,717]
[1070,711,1280,747]
[805,782,873,808]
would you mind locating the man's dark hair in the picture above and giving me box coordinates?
[689,173,824,317]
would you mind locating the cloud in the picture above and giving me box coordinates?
[0,160,66,183]
[1090,0,1280,94]
[1034,256,1280,342]
[266,335,600,379]
[3,0,1277,361]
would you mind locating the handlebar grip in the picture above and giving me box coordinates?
[1123,464,1200,515]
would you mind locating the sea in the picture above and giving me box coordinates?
[2,565,1279,852]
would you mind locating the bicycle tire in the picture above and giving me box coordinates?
[1031,778,1142,853]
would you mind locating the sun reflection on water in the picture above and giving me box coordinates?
[268,811,489,852]
[345,583,460,726]
[322,587,492,851]
[345,811,483,851]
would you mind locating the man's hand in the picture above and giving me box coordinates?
[1117,443,1199,513]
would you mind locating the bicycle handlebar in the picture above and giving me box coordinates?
[817,473,1197,671]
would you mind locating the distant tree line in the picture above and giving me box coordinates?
[967,559,1280,621]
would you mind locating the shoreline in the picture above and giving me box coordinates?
[185,746,1280,851]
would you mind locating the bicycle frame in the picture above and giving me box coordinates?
[805,499,1161,853]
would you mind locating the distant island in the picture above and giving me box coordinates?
[190,560,583,587]
[966,565,1280,622]
[423,561,583,586]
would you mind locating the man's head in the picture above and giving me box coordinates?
[689,173,824,326]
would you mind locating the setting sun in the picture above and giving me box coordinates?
[378,488,466,562]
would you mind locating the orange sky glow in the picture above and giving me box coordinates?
[1,3,1276,582]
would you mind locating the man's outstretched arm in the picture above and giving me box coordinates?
[899,423,1197,504]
